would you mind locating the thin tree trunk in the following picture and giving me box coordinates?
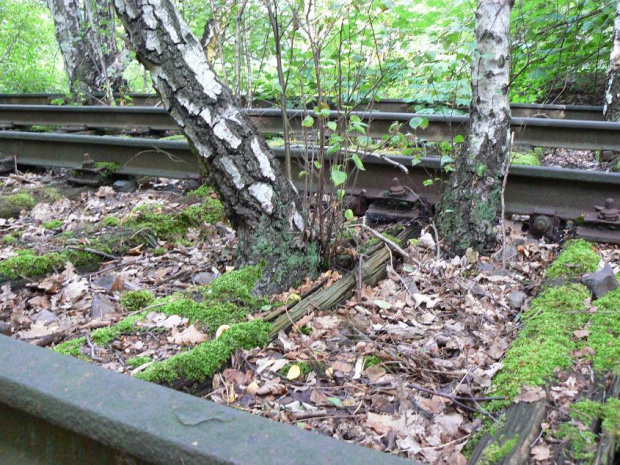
[604,0,620,121]
[113,0,317,293]
[47,0,128,97]
[437,0,512,255]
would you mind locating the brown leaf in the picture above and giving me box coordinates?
[514,385,546,403]
[364,364,387,383]
[170,325,207,346]
[573,329,590,339]
[531,444,550,461]
[256,381,287,396]
[332,360,353,373]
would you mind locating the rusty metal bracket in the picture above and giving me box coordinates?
[366,178,421,222]
[576,198,620,244]
[68,153,107,186]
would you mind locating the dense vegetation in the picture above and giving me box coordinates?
[0,0,614,105]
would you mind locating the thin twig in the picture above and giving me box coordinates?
[501,132,515,269]
[67,246,119,261]
[346,223,419,265]
[408,383,506,402]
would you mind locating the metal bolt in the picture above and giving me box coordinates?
[389,178,407,197]
[82,153,95,168]
[596,198,619,222]
[530,215,553,237]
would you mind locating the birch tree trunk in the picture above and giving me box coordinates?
[437,0,512,255]
[47,0,128,98]
[604,0,620,121]
[113,0,317,293]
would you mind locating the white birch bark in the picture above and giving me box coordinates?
[113,0,316,292]
[604,0,620,121]
[437,0,512,254]
[47,0,128,97]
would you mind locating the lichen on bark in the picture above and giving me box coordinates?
[436,0,512,255]
[113,0,317,293]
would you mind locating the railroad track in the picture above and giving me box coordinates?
[0,92,605,120]
[1,105,620,152]
[1,130,618,243]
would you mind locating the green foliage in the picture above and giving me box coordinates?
[120,290,155,313]
[510,152,541,166]
[136,320,271,383]
[0,0,67,92]
[6,192,35,210]
[546,239,600,279]
[94,162,120,173]
[2,233,18,245]
[364,355,382,369]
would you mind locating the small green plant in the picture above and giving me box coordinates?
[364,355,382,369]
[43,220,63,230]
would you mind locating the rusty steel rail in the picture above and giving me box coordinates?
[0,104,619,151]
[0,93,605,119]
[0,335,412,465]
[0,131,618,225]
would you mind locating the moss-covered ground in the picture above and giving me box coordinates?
[61,266,273,385]
[474,239,619,461]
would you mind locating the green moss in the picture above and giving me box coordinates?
[277,361,314,378]
[480,436,518,465]
[120,290,155,313]
[587,288,620,373]
[489,284,590,408]
[91,313,147,345]
[6,192,35,210]
[53,337,87,360]
[103,215,121,227]
[187,184,211,198]
[364,355,382,369]
[136,320,271,383]
[126,356,152,369]
[556,422,598,463]
[546,239,599,279]
[43,220,63,230]
[153,247,166,256]
[510,152,541,166]
[94,162,120,173]
[201,265,264,304]
[0,250,67,279]
[602,398,620,437]
[125,200,224,240]
[2,234,18,245]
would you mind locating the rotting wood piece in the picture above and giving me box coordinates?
[595,375,620,465]
[267,225,419,338]
[467,400,547,465]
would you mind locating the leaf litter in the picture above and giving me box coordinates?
[1,169,618,463]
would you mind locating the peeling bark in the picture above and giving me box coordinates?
[604,0,620,121]
[47,0,129,98]
[113,0,316,293]
[437,0,512,255]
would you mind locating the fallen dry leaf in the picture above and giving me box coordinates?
[514,385,546,403]
[531,444,550,461]
[170,325,207,346]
